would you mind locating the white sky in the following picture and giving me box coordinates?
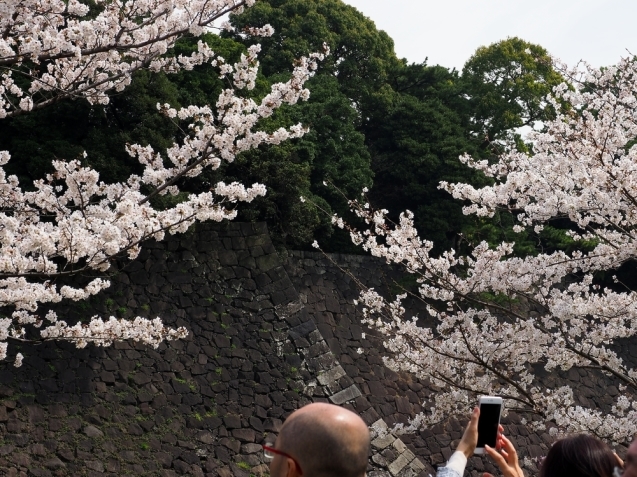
[343,0,637,71]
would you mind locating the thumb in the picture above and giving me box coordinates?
[469,406,480,428]
[485,444,507,468]
[472,406,480,420]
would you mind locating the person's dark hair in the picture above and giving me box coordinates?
[540,434,616,477]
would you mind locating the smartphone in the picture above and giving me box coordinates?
[474,396,503,455]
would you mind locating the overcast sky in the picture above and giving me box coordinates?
[343,0,637,71]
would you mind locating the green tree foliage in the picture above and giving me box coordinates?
[362,64,485,251]
[461,37,565,148]
[229,0,400,110]
[169,34,246,107]
[459,39,585,256]
[0,69,179,187]
[227,0,394,247]
[362,37,567,253]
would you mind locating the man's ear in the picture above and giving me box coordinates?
[285,457,302,477]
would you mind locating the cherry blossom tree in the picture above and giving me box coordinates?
[331,56,637,444]
[0,0,326,364]
[0,0,275,117]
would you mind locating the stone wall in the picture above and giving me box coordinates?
[0,223,629,477]
[0,223,425,477]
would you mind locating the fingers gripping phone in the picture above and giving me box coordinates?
[474,396,503,455]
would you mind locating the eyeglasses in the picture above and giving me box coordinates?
[263,444,303,475]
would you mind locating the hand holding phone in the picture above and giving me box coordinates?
[474,396,503,455]
[456,406,480,459]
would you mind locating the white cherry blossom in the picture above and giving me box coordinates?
[0,2,327,359]
[0,0,276,117]
[338,56,637,445]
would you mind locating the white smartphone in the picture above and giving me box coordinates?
[474,395,503,455]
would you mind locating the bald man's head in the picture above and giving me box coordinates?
[277,403,370,477]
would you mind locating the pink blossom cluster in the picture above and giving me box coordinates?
[341,56,637,444]
[0,1,326,365]
[0,0,272,117]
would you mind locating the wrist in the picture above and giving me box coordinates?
[456,444,473,459]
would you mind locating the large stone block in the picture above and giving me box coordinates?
[256,254,279,272]
[329,385,362,405]
[317,366,347,386]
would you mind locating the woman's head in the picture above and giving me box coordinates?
[540,434,617,477]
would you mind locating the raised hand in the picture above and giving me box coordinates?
[483,430,524,477]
